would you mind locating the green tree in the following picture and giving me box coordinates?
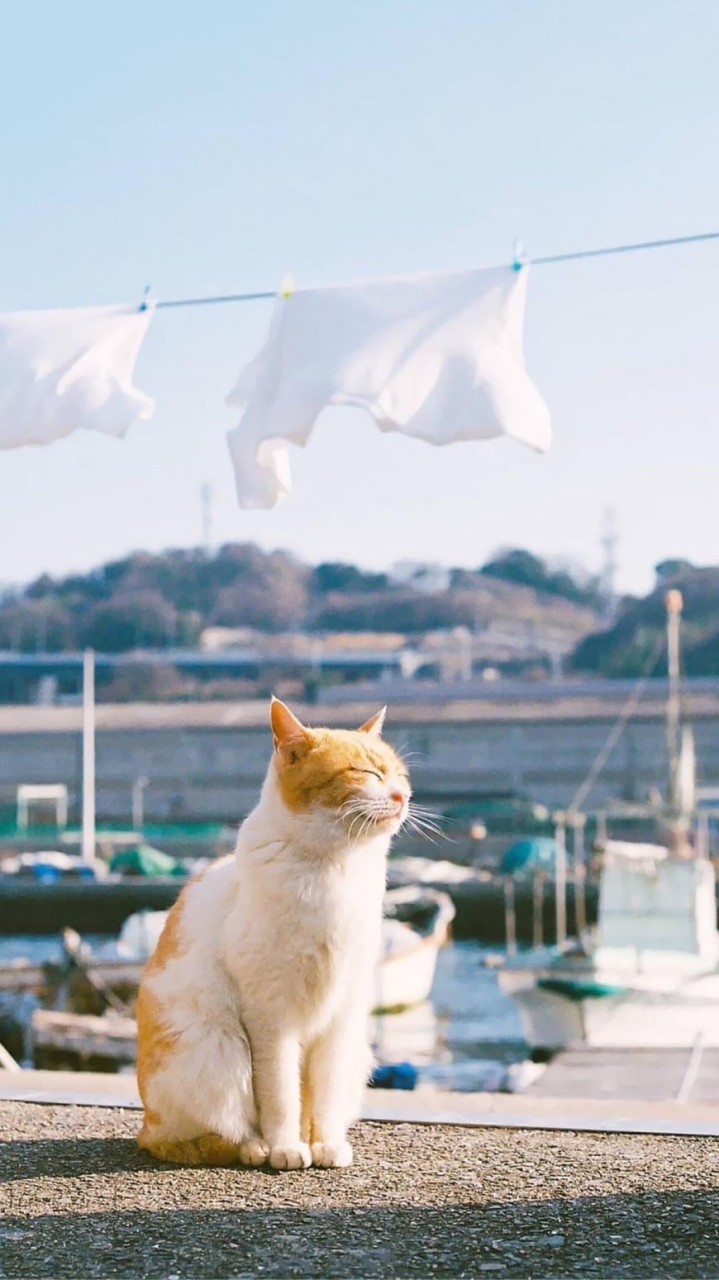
[81,592,178,652]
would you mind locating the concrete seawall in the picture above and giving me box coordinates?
[1,682,719,824]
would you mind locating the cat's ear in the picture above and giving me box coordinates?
[270,697,311,761]
[358,706,387,737]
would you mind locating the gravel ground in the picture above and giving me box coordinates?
[1,1101,719,1279]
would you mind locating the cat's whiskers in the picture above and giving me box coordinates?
[407,801,443,825]
[405,823,440,847]
[339,799,367,821]
[343,809,369,843]
[339,792,410,845]
[338,798,369,821]
[406,812,442,833]
[408,819,446,840]
[404,815,445,846]
[356,802,383,841]
[339,796,387,843]
[408,801,442,818]
[348,809,371,842]
[356,812,376,844]
[409,817,444,836]
[404,801,450,845]
[342,797,444,843]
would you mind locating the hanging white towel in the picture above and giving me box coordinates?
[227,265,550,508]
[0,303,155,449]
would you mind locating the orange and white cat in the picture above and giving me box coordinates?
[136,697,411,1170]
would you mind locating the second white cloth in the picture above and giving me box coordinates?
[0,303,155,449]
[227,265,551,507]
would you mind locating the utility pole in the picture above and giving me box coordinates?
[554,812,567,948]
[132,776,149,831]
[81,649,96,864]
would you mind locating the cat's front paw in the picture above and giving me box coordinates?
[239,1137,270,1167]
[269,1142,312,1171]
[311,1140,353,1168]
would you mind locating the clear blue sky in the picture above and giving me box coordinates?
[1,0,717,594]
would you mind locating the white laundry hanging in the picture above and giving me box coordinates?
[0,302,155,449]
[226,264,551,507]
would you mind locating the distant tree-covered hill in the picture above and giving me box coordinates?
[4,545,715,681]
[572,562,719,677]
[0,543,601,654]
[479,548,601,608]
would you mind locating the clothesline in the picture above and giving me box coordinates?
[152,228,719,311]
[4,229,717,507]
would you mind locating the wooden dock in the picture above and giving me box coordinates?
[31,1010,137,1070]
[528,1046,719,1106]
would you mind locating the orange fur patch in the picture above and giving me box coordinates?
[274,727,408,813]
[137,876,251,1166]
[137,1129,244,1166]
[136,880,245,1162]
[136,887,190,1136]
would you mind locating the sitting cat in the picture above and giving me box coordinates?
[136,697,411,1170]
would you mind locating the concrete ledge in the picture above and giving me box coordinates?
[2,1098,719,1278]
[2,1071,719,1138]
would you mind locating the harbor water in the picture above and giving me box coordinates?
[0,936,526,1091]
[373,939,527,1091]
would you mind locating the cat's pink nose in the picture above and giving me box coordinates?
[390,790,407,809]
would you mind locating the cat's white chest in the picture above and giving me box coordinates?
[286,855,383,979]
[230,843,386,1035]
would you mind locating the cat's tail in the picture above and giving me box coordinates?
[137,1125,253,1166]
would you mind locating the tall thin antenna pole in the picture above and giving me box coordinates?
[200,483,213,556]
[666,589,683,814]
[82,648,96,864]
[600,507,619,625]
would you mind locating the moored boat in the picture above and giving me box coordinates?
[499,591,719,1052]
[499,840,719,1049]
[375,887,456,1012]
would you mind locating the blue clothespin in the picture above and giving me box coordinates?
[139,284,153,312]
[512,239,527,272]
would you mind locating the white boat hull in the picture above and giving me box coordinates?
[500,965,719,1049]
[374,933,445,1012]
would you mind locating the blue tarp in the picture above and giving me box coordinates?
[500,836,558,875]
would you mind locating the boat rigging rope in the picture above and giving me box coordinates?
[567,631,667,816]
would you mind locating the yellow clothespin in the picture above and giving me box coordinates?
[280,274,295,300]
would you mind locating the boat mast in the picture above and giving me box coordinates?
[665,589,683,817]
